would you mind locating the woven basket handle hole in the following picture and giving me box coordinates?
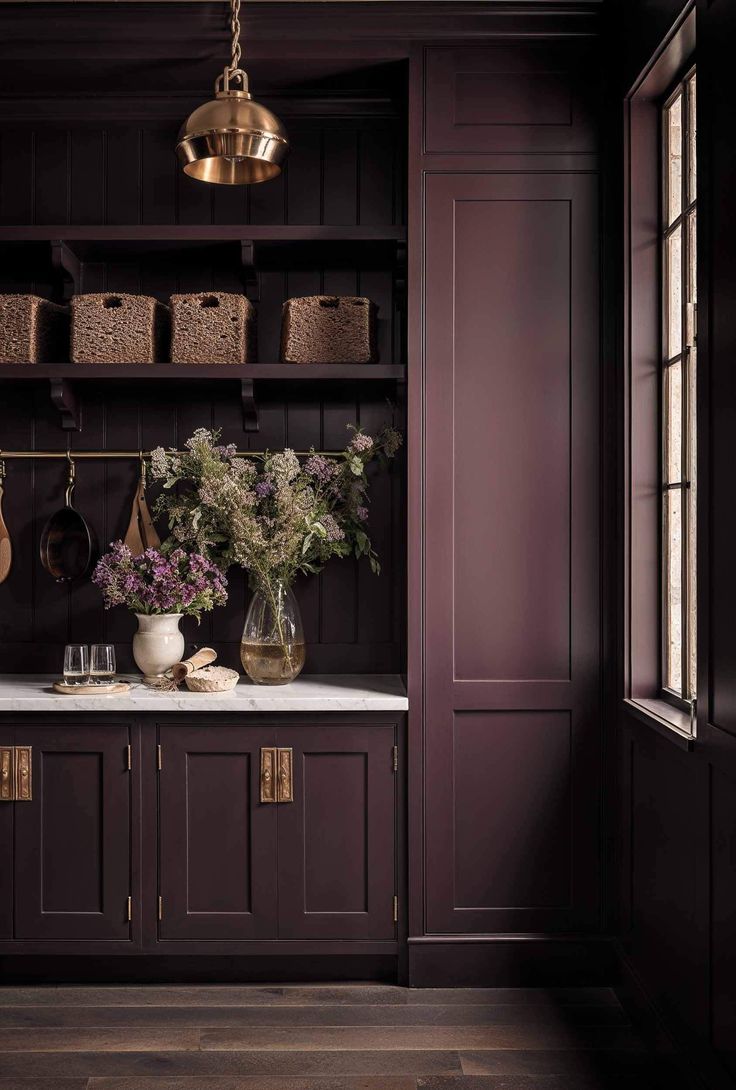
[104,296,123,309]
[201,296,220,308]
[318,298,339,308]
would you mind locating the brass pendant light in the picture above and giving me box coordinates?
[177,0,289,185]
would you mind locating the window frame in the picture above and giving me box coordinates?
[622,3,697,742]
[660,65,696,712]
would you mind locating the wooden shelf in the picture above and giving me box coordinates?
[0,363,405,432]
[0,225,407,243]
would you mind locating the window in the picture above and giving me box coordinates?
[661,68,696,705]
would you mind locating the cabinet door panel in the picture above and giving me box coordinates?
[14,725,131,940]
[423,172,601,933]
[277,725,396,940]
[158,726,277,940]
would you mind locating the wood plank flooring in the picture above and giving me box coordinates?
[0,984,676,1090]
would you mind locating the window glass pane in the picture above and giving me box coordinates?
[687,347,697,700]
[667,93,682,224]
[666,225,682,358]
[687,74,696,204]
[665,360,682,483]
[664,487,683,693]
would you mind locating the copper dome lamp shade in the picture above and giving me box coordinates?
[176,0,288,185]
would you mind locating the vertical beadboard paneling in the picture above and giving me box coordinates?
[0,99,405,672]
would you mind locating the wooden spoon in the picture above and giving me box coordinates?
[39,455,98,583]
[123,456,160,556]
[0,460,11,584]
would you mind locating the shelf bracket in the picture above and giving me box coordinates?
[240,239,259,302]
[51,240,81,302]
[49,378,81,432]
[241,377,258,433]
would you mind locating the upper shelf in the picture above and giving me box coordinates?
[0,363,405,381]
[0,226,407,243]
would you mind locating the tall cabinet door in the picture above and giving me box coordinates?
[277,725,397,940]
[158,726,277,940]
[14,725,131,940]
[423,172,601,934]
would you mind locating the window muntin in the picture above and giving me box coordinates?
[662,68,696,704]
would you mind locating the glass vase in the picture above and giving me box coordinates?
[240,579,305,685]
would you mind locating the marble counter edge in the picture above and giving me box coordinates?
[0,674,409,713]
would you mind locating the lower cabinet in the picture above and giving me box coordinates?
[158,722,398,943]
[12,725,131,940]
[0,715,401,952]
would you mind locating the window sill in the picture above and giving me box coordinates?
[623,697,695,750]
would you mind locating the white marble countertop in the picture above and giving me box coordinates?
[0,674,408,713]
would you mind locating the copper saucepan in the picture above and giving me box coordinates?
[40,454,98,582]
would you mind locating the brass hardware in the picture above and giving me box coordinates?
[0,747,32,802]
[14,747,31,801]
[127,896,132,922]
[0,747,12,802]
[393,895,398,924]
[277,747,293,803]
[392,745,398,772]
[260,747,277,803]
[158,896,163,920]
[176,0,289,186]
[126,744,132,771]
[157,744,162,771]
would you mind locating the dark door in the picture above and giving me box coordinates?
[158,726,277,940]
[0,728,14,938]
[277,725,397,940]
[14,725,131,940]
[423,172,601,934]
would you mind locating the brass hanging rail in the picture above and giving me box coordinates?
[0,450,341,460]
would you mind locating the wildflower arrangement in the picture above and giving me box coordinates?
[148,424,403,592]
[92,542,228,621]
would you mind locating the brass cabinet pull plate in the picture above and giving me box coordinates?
[0,746,32,802]
[277,747,293,803]
[260,746,293,803]
[260,747,277,803]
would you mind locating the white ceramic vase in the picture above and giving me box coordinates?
[132,613,185,681]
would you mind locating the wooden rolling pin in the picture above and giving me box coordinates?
[171,647,217,684]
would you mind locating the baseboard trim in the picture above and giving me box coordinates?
[615,944,734,1090]
[408,934,615,986]
[0,954,398,985]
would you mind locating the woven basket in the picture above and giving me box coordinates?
[71,293,169,364]
[185,666,239,692]
[170,292,256,365]
[280,295,378,364]
[0,295,69,364]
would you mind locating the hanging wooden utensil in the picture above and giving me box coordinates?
[0,460,12,585]
[39,454,98,582]
[123,455,160,557]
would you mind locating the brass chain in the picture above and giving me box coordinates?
[229,0,242,74]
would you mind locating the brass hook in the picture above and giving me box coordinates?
[65,452,76,506]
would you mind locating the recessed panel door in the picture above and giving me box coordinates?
[277,725,397,940]
[158,726,277,940]
[14,725,131,940]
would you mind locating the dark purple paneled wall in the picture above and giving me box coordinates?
[0,108,406,674]
[614,0,736,1082]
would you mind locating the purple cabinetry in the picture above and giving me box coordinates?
[13,725,131,940]
[158,726,277,941]
[420,171,601,936]
[157,721,399,945]
[277,725,397,940]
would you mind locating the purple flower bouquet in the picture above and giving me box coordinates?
[93,541,228,622]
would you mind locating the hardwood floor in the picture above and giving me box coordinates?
[0,985,675,1090]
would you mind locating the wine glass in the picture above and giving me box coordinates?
[63,644,89,686]
[90,644,116,685]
